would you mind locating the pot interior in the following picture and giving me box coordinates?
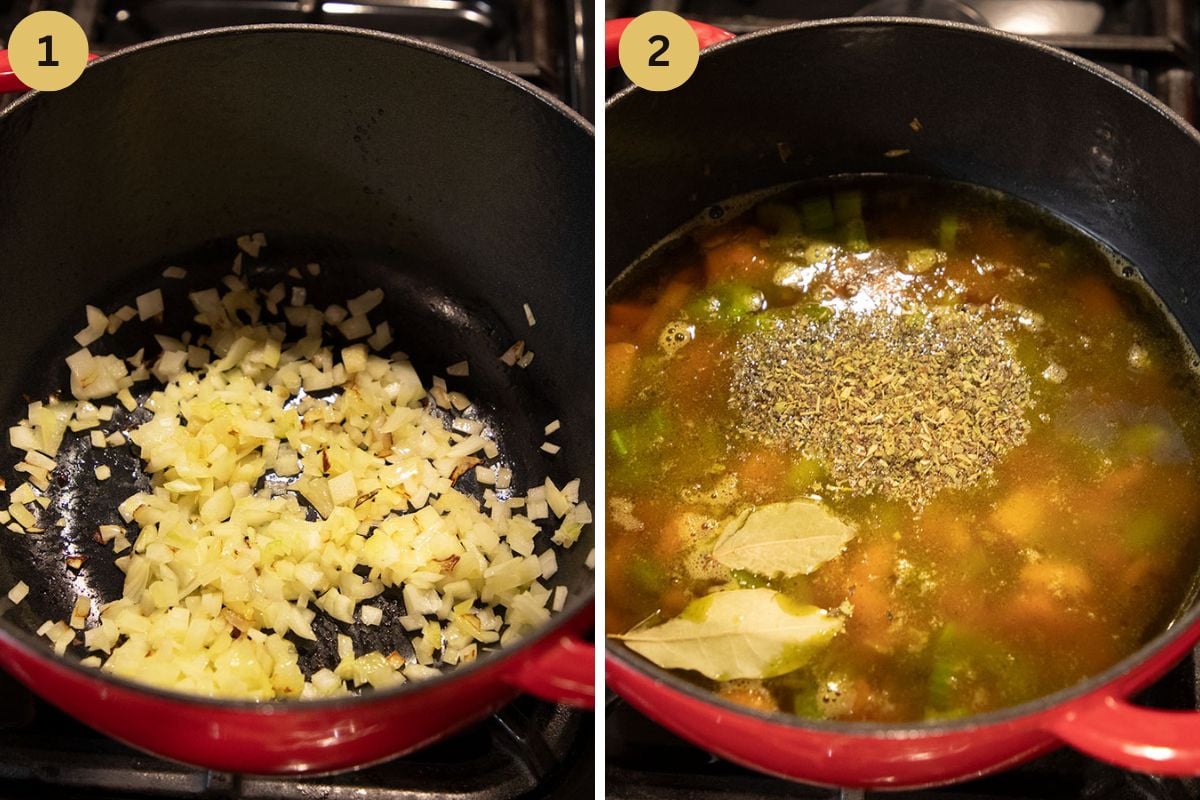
[0,26,594,694]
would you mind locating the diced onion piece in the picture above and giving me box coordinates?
[360,605,383,626]
[236,232,267,257]
[499,340,525,366]
[74,305,109,346]
[338,314,372,341]
[162,266,187,279]
[540,442,560,455]
[552,585,568,611]
[517,351,535,369]
[368,321,393,352]
[7,581,29,604]
[347,288,384,317]
[544,419,561,435]
[446,361,469,377]
[523,303,536,327]
[94,465,112,481]
[136,289,164,321]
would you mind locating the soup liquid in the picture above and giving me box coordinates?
[605,179,1200,722]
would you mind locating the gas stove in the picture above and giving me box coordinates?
[607,0,1197,124]
[1,0,594,119]
[0,2,593,797]
[605,1,1199,796]
[606,648,1200,798]
[0,667,593,800]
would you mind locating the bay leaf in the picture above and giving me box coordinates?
[712,499,856,578]
[613,588,842,681]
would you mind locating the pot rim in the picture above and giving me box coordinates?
[0,22,595,712]
[606,15,1200,737]
[3,22,594,135]
[606,16,1198,150]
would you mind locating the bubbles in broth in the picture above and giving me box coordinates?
[605,178,1200,722]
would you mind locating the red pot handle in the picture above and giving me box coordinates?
[505,632,595,709]
[0,50,98,94]
[605,18,734,71]
[1050,694,1200,774]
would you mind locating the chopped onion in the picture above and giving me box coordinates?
[7,580,28,604]
[523,303,536,327]
[136,289,164,321]
[4,251,589,701]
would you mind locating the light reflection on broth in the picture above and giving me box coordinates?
[605,178,1200,722]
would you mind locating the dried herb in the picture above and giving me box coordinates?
[730,308,1031,507]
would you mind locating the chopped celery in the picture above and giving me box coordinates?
[631,557,668,594]
[841,219,869,251]
[833,190,863,223]
[799,303,834,323]
[731,569,770,589]
[1125,510,1169,554]
[688,283,766,325]
[1119,422,1169,461]
[938,214,958,251]
[926,624,1036,718]
[756,203,802,237]
[609,428,630,458]
[904,248,946,274]
[801,196,836,233]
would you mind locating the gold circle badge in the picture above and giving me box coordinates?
[618,11,700,92]
[7,11,90,92]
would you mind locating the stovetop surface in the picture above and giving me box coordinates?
[605,2,1199,796]
[0,669,593,800]
[607,648,1200,799]
[1,0,593,119]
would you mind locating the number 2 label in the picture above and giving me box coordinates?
[648,35,670,67]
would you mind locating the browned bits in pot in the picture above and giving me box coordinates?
[729,308,1032,507]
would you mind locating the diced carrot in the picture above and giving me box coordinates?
[636,279,694,346]
[704,226,768,282]
[989,487,1046,542]
[605,343,638,409]
[1075,275,1121,318]
[737,449,788,499]
[607,302,652,333]
[717,680,779,712]
[1018,560,1091,599]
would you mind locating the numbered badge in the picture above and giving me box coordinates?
[618,11,700,92]
[7,11,90,92]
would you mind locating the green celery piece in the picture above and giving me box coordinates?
[609,428,630,458]
[756,202,802,237]
[938,214,958,251]
[801,196,836,233]
[833,190,863,223]
[841,219,869,251]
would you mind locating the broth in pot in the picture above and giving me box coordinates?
[605,178,1200,723]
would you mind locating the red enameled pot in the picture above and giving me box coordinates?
[605,16,1200,788]
[0,25,595,774]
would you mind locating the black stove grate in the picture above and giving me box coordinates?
[606,646,1200,799]
[1,0,593,119]
[0,669,593,800]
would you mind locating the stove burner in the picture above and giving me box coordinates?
[0,679,592,799]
